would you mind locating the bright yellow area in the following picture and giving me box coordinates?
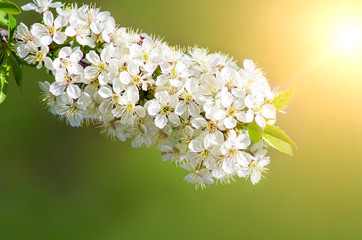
[336,25,361,51]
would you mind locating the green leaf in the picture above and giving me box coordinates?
[6,13,16,41]
[262,124,296,156]
[152,65,161,80]
[263,124,296,147]
[272,85,295,111]
[11,51,23,66]
[262,133,294,156]
[0,11,16,31]
[7,13,15,28]
[0,11,7,27]
[246,122,263,143]
[0,1,21,15]
[0,53,6,66]
[9,54,22,90]
[0,59,10,104]
[11,51,36,68]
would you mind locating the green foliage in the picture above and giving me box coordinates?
[266,86,297,155]
[241,121,296,156]
[0,1,21,15]
[262,124,296,156]
[0,11,16,30]
[264,124,296,147]
[272,85,295,111]
[0,11,7,27]
[262,133,293,156]
[0,59,10,103]
[152,65,162,80]
[7,13,16,41]
[9,54,22,90]
[0,0,23,104]
[246,122,263,143]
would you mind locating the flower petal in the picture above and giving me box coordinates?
[98,86,113,99]
[43,11,54,27]
[67,84,81,99]
[155,114,167,129]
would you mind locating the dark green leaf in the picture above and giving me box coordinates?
[11,51,23,66]
[152,65,162,80]
[262,133,293,156]
[272,85,295,111]
[246,121,263,143]
[0,59,10,103]
[11,51,35,68]
[263,124,296,148]
[9,54,22,90]
[0,1,21,15]
[0,53,6,66]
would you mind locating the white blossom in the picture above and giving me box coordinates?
[84,47,117,85]
[24,44,52,69]
[112,86,145,125]
[50,69,82,99]
[22,0,62,13]
[147,91,179,129]
[220,130,252,174]
[18,1,290,188]
[64,19,95,48]
[31,11,67,45]
[53,47,83,74]
[16,23,40,58]
[237,149,270,185]
[181,160,214,189]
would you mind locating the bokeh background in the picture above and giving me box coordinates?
[1,0,362,239]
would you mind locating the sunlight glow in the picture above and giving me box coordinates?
[335,25,362,52]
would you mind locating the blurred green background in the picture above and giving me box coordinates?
[1,0,362,239]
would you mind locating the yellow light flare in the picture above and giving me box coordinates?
[336,25,362,52]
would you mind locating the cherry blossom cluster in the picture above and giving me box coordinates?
[18,1,279,188]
